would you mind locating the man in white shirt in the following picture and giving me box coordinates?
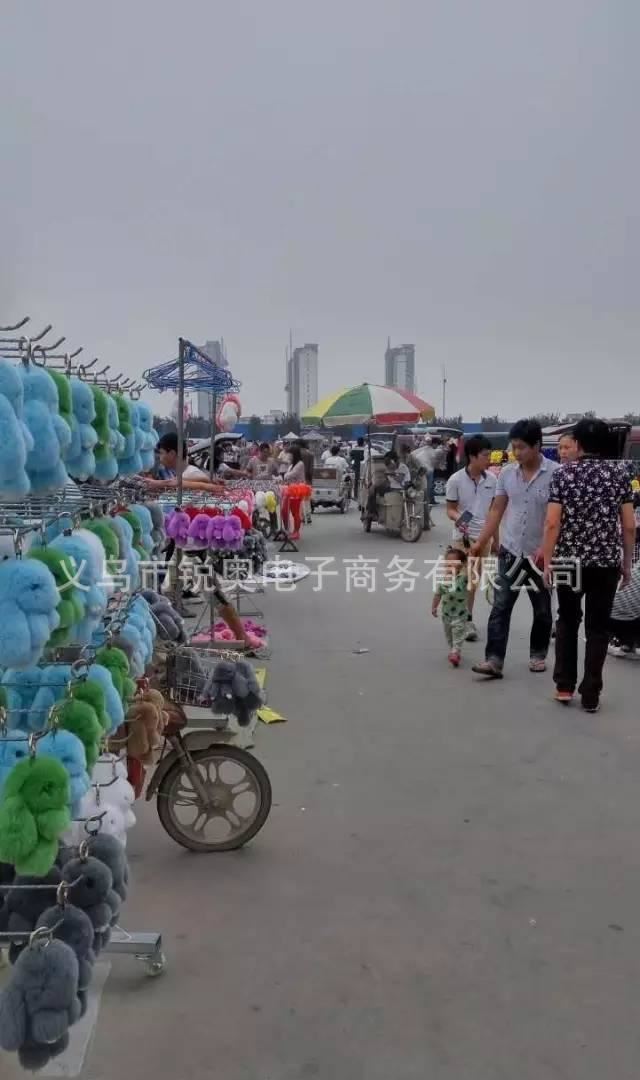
[445,435,497,641]
[322,445,348,476]
[143,432,224,491]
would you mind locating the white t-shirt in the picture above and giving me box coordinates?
[183,464,209,482]
[323,453,347,475]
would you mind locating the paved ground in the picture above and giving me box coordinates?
[4,506,640,1079]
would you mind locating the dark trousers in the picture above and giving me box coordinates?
[554,566,620,705]
[367,481,389,517]
[486,550,553,668]
[610,616,640,648]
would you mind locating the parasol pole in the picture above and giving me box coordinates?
[176,337,185,508]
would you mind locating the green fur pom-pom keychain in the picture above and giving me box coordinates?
[57,698,103,771]
[95,646,135,705]
[0,756,70,876]
[27,549,84,647]
[82,519,120,572]
[70,678,110,733]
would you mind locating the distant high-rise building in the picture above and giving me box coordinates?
[195,339,228,419]
[286,343,319,416]
[385,340,416,393]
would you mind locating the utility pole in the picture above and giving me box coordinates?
[441,365,447,421]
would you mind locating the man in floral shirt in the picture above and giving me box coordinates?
[543,418,636,712]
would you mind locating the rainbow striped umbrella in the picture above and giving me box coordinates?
[303,383,435,427]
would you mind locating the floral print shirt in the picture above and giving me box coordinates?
[548,459,632,567]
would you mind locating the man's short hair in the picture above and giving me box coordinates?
[573,418,610,457]
[508,419,543,447]
[156,432,187,459]
[464,435,491,460]
[259,442,271,452]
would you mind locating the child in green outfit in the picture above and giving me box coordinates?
[431,547,469,667]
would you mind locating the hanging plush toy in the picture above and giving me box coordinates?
[165,509,190,546]
[49,370,76,460]
[0,730,30,795]
[137,402,159,470]
[1,669,43,731]
[0,936,82,1068]
[117,509,146,559]
[80,519,119,576]
[95,646,135,706]
[0,360,35,450]
[141,589,185,642]
[60,851,115,952]
[38,902,96,1011]
[87,665,125,733]
[64,378,98,481]
[0,756,71,875]
[0,866,62,962]
[126,690,167,764]
[131,504,154,555]
[58,697,103,772]
[115,395,141,476]
[37,730,90,814]
[70,677,111,735]
[19,365,70,491]
[86,832,129,902]
[0,559,60,669]
[109,514,140,589]
[27,664,71,733]
[50,533,108,642]
[146,501,166,555]
[0,393,30,497]
[28,548,85,648]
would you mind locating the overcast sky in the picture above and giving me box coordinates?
[2,0,638,420]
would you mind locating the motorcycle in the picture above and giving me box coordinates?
[362,481,424,543]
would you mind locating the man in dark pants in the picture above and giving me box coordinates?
[543,419,635,712]
[297,439,315,524]
[470,419,559,679]
[350,437,365,502]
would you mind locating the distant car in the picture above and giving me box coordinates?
[188,432,243,473]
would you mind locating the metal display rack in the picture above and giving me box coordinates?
[0,315,166,980]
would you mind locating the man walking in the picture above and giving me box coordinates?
[543,418,635,712]
[470,419,558,679]
[297,439,315,524]
[445,435,496,641]
[350,437,365,502]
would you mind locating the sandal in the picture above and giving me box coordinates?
[529,659,547,673]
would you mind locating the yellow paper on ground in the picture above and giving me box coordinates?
[257,705,287,724]
[253,667,286,721]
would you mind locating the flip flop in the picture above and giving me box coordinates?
[529,659,547,673]
[554,690,573,705]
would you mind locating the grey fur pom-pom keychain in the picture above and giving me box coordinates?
[0,931,81,1069]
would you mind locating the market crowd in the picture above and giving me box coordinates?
[438,418,638,714]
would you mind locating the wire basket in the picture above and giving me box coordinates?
[163,645,244,710]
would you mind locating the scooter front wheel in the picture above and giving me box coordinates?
[156,745,272,852]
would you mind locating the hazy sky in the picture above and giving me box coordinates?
[2,0,638,420]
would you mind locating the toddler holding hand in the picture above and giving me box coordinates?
[432,547,469,667]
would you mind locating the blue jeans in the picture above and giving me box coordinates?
[486,549,553,668]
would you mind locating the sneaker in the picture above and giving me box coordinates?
[471,660,503,679]
[448,650,461,667]
[465,621,479,642]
